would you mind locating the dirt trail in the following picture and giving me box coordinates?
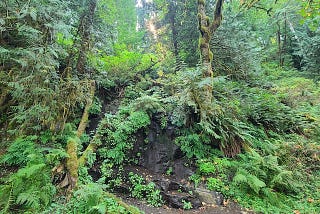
[121,196,254,214]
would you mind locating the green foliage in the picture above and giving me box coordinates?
[98,110,151,165]
[0,133,69,213]
[175,133,212,159]
[92,43,157,88]
[1,136,39,166]
[0,162,56,212]
[89,97,103,115]
[211,5,262,79]
[131,94,165,115]
[0,0,94,136]
[128,172,163,207]
[231,150,300,195]
[182,199,192,210]
[243,88,302,133]
[0,0,319,213]
[45,182,140,214]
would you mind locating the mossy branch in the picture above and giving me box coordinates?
[78,140,97,167]
[77,80,96,137]
[65,80,95,189]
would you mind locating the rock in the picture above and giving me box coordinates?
[162,191,202,209]
[195,188,224,206]
[172,159,194,179]
[153,179,202,209]
[155,179,170,192]
[140,122,180,174]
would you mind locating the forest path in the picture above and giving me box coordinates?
[121,194,253,214]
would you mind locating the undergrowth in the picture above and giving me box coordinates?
[185,64,320,213]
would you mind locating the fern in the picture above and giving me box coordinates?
[233,168,266,194]
[45,182,140,214]
[16,192,40,209]
[0,183,14,213]
[1,136,38,166]
[0,161,56,212]
[89,203,107,214]
[233,173,248,184]
[131,95,164,114]
[247,174,266,194]
[99,110,151,165]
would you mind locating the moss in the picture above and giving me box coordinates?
[78,142,97,166]
[77,81,95,138]
[66,137,79,181]
[200,26,210,35]
[197,13,202,20]
[199,37,207,48]
[209,50,213,62]
[205,16,210,23]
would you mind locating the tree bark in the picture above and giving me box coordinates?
[169,1,179,60]
[65,80,95,190]
[197,0,224,112]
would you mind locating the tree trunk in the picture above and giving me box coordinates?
[277,21,282,67]
[65,80,95,190]
[76,0,97,75]
[198,1,213,76]
[281,13,287,67]
[169,1,179,60]
[197,0,223,113]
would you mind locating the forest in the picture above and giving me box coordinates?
[0,0,319,213]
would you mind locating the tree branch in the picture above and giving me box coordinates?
[210,0,224,33]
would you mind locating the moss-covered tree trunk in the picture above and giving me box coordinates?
[64,0,97,192]
[65,80,95,190]
[197,0,223,113]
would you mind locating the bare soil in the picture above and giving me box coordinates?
[121,195,254,214]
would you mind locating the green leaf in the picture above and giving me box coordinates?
[247,175,266,194]
[233,173,247,184]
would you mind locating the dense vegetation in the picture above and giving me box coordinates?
[0,0,319,213]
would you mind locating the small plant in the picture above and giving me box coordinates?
[199,161,216,175]
[128,172,163,207]
[182,200,192,210]
[207,177,224,191]
[189,174,201,187]
[166,167,173,175]
[175,133,212,159]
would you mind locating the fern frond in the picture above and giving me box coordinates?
[247,174,266,194]
[16,192,40,209]
[11,164,46,180]
[233,173,248,184]
[89,203,107,214]
[1,183,14,213]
